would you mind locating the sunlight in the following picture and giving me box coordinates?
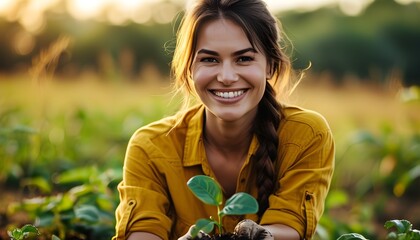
[152,2,179,24]
[66,0,106,20]
[395,0,418,4]
[264,0,337,12]
[338,0,374,16]
[131,4,153,24]
[12,30,36,55]
[107,0,149,25]
[0,0,58,32]
[0,0,14,17]
[0,0,419,28]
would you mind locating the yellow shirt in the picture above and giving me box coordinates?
[113,104,334,240]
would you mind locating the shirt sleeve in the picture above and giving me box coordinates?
[260,110,335,239]
[113,131,172,240]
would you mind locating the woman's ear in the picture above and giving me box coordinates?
[266,67,272,80]
[266,61,274,79]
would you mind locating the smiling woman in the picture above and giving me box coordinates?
[113,0,334,240]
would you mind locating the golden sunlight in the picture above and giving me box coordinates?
[1,0,420,30]
[66,0,106,21]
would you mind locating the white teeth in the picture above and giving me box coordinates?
[214,90,245,99]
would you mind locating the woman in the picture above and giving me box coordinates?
[113,0,335,239]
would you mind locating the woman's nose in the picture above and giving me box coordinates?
[217,62,238,85]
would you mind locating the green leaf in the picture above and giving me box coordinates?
[220,192,258,217]
[394,165,420,197]
[349,131,377,145]
[7,225,40,240]
[187,175,222,206]
[36,213,55,227]
[21,224,40,235]
[191,218,216,237]
[21,177,52,194]
[336,233,369,240]
[13,125,37,134]
[55,193,75,212]
[385,220,412,234]
[407,230,420,240]
[74,205,100,222]
[54,166,97,184]
[325,189,349,209]
[8,228,23,240]
[386,232,398,240]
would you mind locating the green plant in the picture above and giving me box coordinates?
[8,224,61,240]
[8,224,40,240]
[8,166,121,239]
[186,175,259,238]
[337,219,420,240]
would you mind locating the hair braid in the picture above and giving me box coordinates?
[252,83,282,217]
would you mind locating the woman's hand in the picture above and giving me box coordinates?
[234,219,274,240]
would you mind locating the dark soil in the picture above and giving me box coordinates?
[195,233,265,240]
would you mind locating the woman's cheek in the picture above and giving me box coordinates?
[192,66,215,84]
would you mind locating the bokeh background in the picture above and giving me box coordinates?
[0,0,419,239]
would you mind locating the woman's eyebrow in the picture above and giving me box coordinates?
[197,49,219,56]
[233,47,257,56]
[196,47,257,56]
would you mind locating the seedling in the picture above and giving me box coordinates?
[8,224,40,240]
[187,175,259,238]
[337,219,420,240]
[8,224,61,240]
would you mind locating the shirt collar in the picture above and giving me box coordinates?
[182,104,259,168]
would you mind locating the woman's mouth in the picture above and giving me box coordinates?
[212,90,246,99]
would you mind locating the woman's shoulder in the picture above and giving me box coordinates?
[130,104,204,143]
[280,104,331,136]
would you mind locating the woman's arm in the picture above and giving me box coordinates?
[264,224,300,240]
[127,232,162,240]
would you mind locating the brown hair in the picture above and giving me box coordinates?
[171,0,294,217]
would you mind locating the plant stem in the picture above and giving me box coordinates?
[217,205,223,234]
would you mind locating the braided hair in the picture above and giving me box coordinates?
[252,83,282,217]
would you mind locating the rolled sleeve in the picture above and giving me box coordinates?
[114,183,172,240]
[113,133,173,240]
[260,109,335,239]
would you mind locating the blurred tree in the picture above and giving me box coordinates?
[281,0,420,86]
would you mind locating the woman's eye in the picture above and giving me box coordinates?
[201,57,218,63]
[238,56,253,62]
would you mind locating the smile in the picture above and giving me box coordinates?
[212,90,245,99]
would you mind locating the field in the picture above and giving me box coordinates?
[0,73,419,239]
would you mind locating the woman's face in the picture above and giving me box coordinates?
[191,19,270,122]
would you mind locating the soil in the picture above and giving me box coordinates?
[195,233,266,240]
[194,233,237,239]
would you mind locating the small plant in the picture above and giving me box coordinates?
[337,219,420,240]
[7,166,120,239]
[8,224,40,240]
[187,175,259,238]
[8,224,61,240]
[384,220,420,240]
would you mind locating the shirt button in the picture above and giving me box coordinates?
[240,178,245,183]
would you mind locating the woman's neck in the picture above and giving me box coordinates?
[203,109,255,159]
